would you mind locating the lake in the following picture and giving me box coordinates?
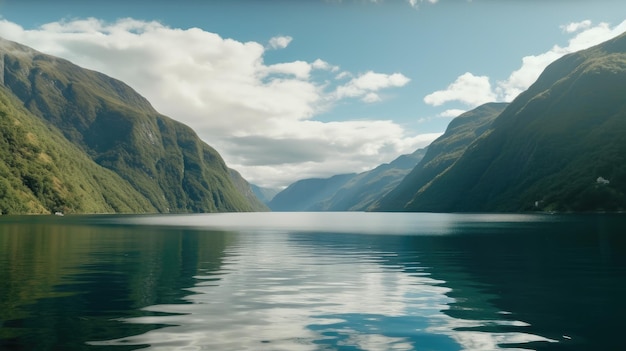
[1,212,625,350]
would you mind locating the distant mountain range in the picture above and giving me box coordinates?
[268,148,426,211]
[250,184,282,205]
[0,37,266,214]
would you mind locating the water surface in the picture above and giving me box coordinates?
[1,212,625,350]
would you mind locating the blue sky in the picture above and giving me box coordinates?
[1,0,625,188]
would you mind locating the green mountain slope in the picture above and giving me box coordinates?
[268,148,426,211]
[0,86,156,214]
[0,37,260,213]
[403,32,626,212]
[373,103,508,211]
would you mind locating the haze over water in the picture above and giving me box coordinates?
[1,212,625,350]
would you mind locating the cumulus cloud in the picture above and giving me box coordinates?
[423,72,496,107]
[264,61,312,80]
[362,92,382,103]
[0,18,419,188]
[425,20,626,108]
[312,58,340,72]
[268,35,292,49]
[334,71,410,103]
[438,109,467,118]
[561,20,592,33]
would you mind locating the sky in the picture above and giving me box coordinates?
[0,0,625,188]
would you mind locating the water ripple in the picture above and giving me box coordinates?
[90,230,553,350]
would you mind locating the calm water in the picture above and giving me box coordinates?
[0,212,625,351]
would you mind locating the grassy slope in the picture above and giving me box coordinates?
[373,103,508,211]
[405,32,626,212]
[0,38,258,213]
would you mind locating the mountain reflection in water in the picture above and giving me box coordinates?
[1,212,625,350]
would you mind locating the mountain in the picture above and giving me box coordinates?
[268,148,426,211]
[228,169,269,211]
[373,103,508,211]
[393,32,626,212]
[321,148,427,211]
[268,173,356,211]
[250,184,281,204]
[0,37,262,213]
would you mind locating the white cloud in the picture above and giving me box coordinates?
[335,71,352,80]
[425,20,626,108]
[268,35,292,49]
[265,61,312,80]
[423,72,496,107]
[334,71,410,102]
[312,58,339,72]
[0,18,417,188]
[439,109,467,118]
[362,92,382,103]
[561,20,592,33]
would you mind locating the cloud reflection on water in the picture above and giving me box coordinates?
[91,214,556,350]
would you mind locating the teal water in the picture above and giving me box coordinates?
[0,212,625,350]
